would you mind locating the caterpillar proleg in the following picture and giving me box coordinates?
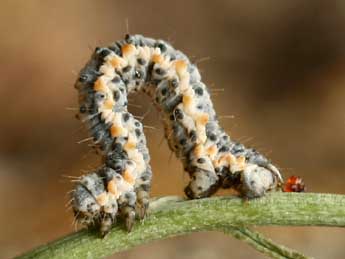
[71,34,283,236]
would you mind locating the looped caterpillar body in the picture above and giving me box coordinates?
[72,34,283,236]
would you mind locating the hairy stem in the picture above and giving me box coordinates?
[224,226,309,259]
[16,193,345,259]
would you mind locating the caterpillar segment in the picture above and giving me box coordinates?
[72,34,283,235]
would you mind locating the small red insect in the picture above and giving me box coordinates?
[283,176,305,192]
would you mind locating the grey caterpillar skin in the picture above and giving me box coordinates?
[72,34,283,235]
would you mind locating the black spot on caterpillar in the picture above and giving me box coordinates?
[72,34,283,236]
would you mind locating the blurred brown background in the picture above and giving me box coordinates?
[1,1,345,258]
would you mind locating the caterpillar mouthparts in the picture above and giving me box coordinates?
[71,34,283,236]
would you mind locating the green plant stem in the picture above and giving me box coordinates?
[16,193,345,259]
[224,226,309,259]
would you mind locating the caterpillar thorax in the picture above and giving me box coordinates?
[72,34,283,236]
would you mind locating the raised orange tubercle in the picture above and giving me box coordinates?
[103,99,115,110]
[107,179,118,196]
[124,140,136,150]
[207,145,217,157]
[94,78,106,92]
[183,95,193,108]
[110,125,123,137]
[197,113,209,125]
[109,56,123,68]
[123,170,135,185]
[174,60,187,76]
[194,144,204,157]
[121,44,136,57]
[152,54,163,64]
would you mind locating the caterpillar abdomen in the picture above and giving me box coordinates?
[72,34,283,236]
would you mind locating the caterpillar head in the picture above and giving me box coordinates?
[239,163,283,198]
[221,162,283,198]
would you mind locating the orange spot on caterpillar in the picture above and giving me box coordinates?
[123,170,135,185]
[152,54,164,64]
[197,113,209,126]
[236,155,245,165]
[103,99,115,110]
[124,140,136,150]
[194,144,204,157]
[94,78,106,92]
[96,192,108,206]
[174,60,187,76]
[183,95,193,108]
[217,153,236,166]
[236,155,246,170]
[122,44,136,57]
[207,145,217,157]
[222,154,232,164]
[107,179,118,196]
[110,56,124,69]
[283,176,305,192]
[110,125,124,137]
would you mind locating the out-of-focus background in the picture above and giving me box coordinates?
[1,1,344,258]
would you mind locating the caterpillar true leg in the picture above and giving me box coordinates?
[71,34,283,234]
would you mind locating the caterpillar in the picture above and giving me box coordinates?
[72,34,283,236]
